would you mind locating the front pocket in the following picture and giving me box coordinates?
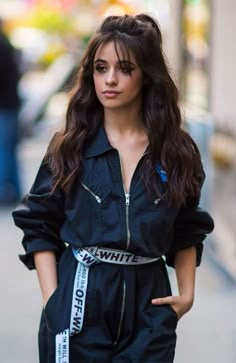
[43,249,78,335]
[65,180,104,245]
[165,303,178,322]
[44,287,59,313]
[44,287,60,334]
[147,303,178,338]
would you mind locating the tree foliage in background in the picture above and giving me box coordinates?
[25,5,74,34]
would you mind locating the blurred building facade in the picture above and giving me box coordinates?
[210,0,236,135]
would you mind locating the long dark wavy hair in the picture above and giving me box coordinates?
[46,13,203,207]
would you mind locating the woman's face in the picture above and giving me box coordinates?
[93,41,143,112]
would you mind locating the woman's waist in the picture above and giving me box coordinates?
[63,239,165,260]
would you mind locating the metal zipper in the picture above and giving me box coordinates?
[125,193,131,249]
[118,155,131,250]
[80,181,102,204]
[118,149,150,250]
[114,281,126,346]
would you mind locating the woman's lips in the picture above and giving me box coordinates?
[102,90,121,97]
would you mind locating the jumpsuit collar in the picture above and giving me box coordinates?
[84,124,151,159]
[84,124,114,158]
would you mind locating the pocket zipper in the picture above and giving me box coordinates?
[80,181,102,204]
[154,197,161,206]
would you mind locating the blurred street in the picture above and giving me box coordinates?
[0,131,236,363]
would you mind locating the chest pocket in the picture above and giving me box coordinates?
[132,182,178,256]
[80,180,103,204]
[151,194,179,247]
[139,193,167,235]
[75,179,105,244]
[74,172,122,241]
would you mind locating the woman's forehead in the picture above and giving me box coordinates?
[94,41,136,63]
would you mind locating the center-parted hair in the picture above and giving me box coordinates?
[47,13,203,207]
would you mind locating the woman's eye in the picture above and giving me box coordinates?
[94,65,107,73]
[120,66,134,74]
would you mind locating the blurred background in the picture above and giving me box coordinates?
[0,0,235,362]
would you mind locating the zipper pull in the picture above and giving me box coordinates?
[125,193,130,206]
[95,195,102,204]
[154,197,161,206]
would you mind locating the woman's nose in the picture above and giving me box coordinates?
[105,69,118,86]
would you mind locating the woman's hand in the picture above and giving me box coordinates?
[152,247,196,320]
[151,294,194,320]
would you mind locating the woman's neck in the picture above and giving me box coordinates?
[103,107,145,136]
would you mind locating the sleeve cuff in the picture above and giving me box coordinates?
[165,243,203,268]
[19,239,66,270]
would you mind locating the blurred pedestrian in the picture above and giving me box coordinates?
[0,18,21,205]
[13,14,214,363]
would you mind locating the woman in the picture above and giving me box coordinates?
[13,14,214,363]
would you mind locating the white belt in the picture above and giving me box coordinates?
[55,246,161,363]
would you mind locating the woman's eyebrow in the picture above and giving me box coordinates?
[94,59,107,64]
[119,60,135,65]
[94,59,136,66]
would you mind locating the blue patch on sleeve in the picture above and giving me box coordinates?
[156,164,168,183]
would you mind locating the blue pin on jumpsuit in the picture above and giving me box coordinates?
[13,126,214,362]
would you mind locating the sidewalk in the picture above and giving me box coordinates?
[210,163,236,280]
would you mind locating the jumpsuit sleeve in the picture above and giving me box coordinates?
[165,200,214,268]
[165,167,214,268]
[12,158,66,270]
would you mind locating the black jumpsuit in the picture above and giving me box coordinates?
[12,125,214,362]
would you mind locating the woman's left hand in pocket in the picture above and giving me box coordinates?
[151,295,194,320]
